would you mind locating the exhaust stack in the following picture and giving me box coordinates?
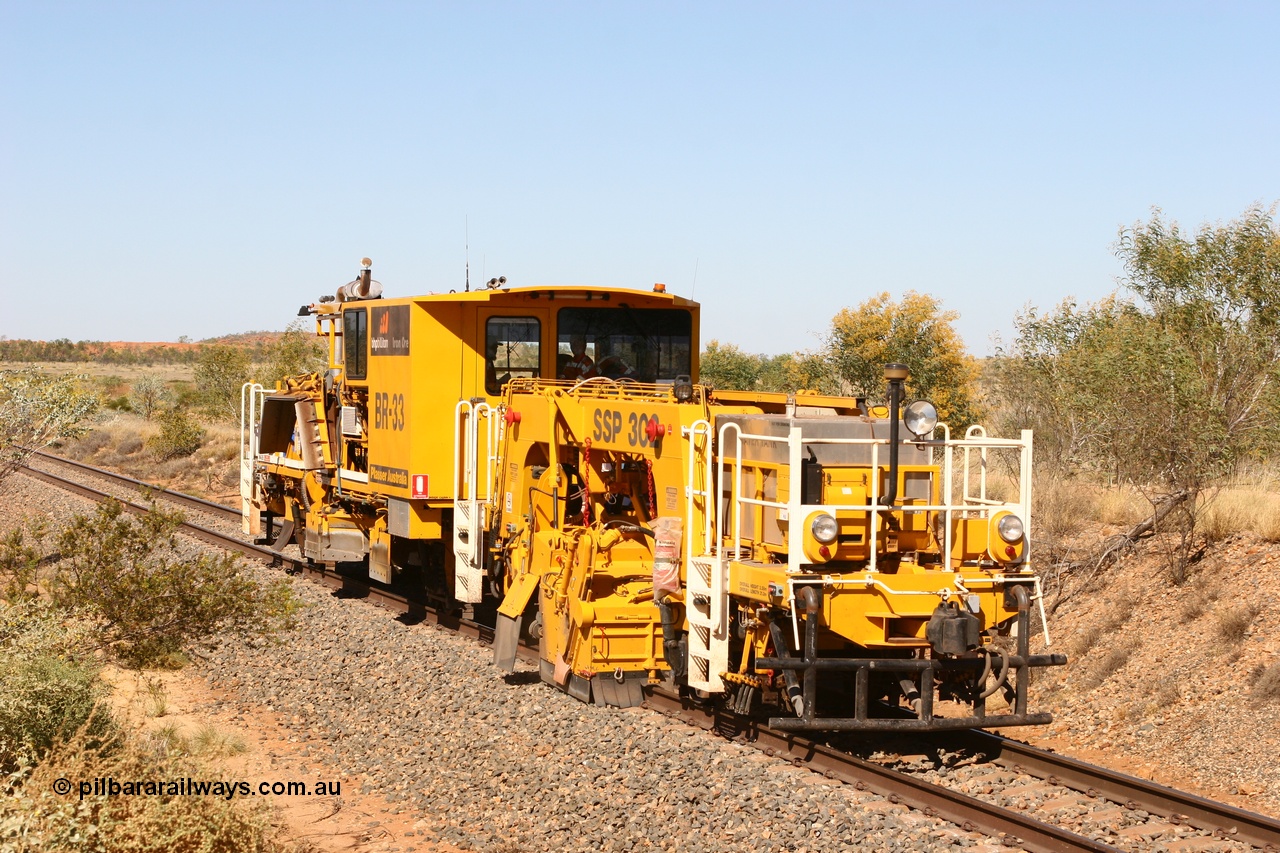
[337,257,383,302]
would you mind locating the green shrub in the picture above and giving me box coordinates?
[0,528,41,602]
[194,345,251,421]
[0,656,113,775]
[0,369,99,483]
[147,408,205,460]
[42,500,301,667]
[258,320,326,391]
[171,381,202,409]
[128,376,171,421]
[0,602,289,851]
[0,601,111,775]
[0,599,94,660]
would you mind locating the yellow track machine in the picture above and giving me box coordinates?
[241,260,1064,732]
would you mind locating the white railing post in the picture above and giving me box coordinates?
[715,421,743,560]
[1021,428,1034,563]
[938,423,953,570]
[239,382,264,536]
[682,420,713,558]
[869,441,880,574]
[452,401,491,603]
[785,424,804,571]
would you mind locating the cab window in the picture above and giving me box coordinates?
[486,317,540,394]
[556,307,691,383]
[344,308,367,380]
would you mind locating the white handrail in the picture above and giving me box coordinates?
[453,400,493,502]
[682,419,713,559]
[239,382,265,464]
[712,419,1033,574]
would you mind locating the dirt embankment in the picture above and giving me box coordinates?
[1025,534,1280,817]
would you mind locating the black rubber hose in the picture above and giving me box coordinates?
[658,599,685,680]
[767,620,803,709]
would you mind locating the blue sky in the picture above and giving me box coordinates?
[2,2,1277,355]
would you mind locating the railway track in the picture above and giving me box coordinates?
[18,451,1280,853]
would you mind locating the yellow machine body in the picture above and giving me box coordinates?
[242,263,1063,731]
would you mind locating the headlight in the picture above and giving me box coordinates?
[997,514,1025,543]
[904,400,938,437]
[810,513,839,545]
[673,375,694,402]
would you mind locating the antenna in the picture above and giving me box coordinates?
[465,216,470,292]
[691,257,699,299]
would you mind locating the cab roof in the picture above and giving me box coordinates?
[348,283,699,309]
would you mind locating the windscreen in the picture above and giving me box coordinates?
[556,307,691,383]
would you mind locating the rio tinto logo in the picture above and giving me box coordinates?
[411,474,428,499]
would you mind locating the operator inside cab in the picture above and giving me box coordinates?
[596,352,637,380]
[561,337,595,380]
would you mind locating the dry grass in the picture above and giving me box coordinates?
[1255,662,1280,700]
[189,723,248,758]
[1198,489,1280,543]
[0,360,195,381]
[1177,576,1223,623]
[1229,459,1280,491]
[144,677,169,718]
[1029,468,1280,544]
[1033,476,1095,541]
[1069,594,1134,657]
[1070,624,1104,657]
[1213,603,1262,643]
[57,413,241,502]
[2,725,291,852]
[1148,679,1181,709]
[1093,486,1151,528]
[1025,477,1151,545]
[1194,464,1280,542]
[1077,645,1135,690]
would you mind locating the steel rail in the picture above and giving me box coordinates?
[640,688,1120,853]
[19,465,270,558]
[19,456,1279,851]
[28,448,242,519]
[951,730,1280,851]
[16,462,496,643]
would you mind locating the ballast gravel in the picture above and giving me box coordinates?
[199,569,1003,852]
[0,469,1007,850]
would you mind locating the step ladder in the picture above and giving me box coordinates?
[682,420,728,692]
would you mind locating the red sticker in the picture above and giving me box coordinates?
[411,474,428,499]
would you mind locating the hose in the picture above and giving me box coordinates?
[658,598,685,680]
[978,646,1011,700]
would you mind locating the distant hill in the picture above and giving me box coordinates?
[197,331,285,346]
[0,332,287,365]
